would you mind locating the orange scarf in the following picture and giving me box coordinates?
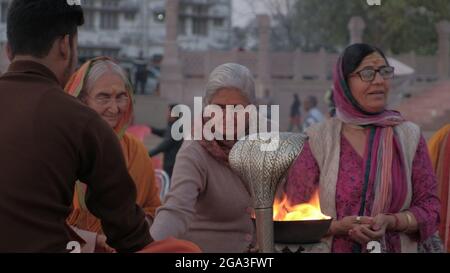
[67,133,161,233]
[428,124,450,252]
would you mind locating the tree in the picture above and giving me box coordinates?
[235,0,301,51]
[290,0,450,54]
[234,0,450,54]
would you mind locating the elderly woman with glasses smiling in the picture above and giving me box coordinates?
[284,43,441,253]
[64,57,162,252]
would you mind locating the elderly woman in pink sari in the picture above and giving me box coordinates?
[285,43,441,253]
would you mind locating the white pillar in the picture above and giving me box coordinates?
[293,48,303,82]
[436,21,450,80]
[318,47,327,81]
[0,44,9,74]
[348,16,366,45]
[160,0,184,103]
[257,14,271,98]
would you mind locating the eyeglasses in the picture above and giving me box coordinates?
[350,66,395,82]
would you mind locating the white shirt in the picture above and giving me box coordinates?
[304,108,325,131]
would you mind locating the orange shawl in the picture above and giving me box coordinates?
[428,124,450,252]
[65,57,161,233]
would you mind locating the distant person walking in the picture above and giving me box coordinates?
[324,86,336,118]
[134,51,148,95]
[258,88,275,120]
[149,103,184,178]
[303,95,325,131]
[288,94,302,132]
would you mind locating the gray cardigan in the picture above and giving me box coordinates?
[150,140,256,253]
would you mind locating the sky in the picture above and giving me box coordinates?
[232,0,270,27]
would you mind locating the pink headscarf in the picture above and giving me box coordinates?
[333,54,407,216]
[333,56,404,127]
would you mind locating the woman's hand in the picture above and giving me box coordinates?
[95,234,116,253]
[329,216,373,236]
[245,245,259,253]
[348,224,373,245]
[348,214,396,244]
[369,214,396,235]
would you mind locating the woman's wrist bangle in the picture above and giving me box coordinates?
[395,212,411,233]
[385,213,399,231]
[403,212,413,233]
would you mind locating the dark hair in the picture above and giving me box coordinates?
[168,103,179,110]
[7,0,84,58]
[341,43,389,79]
[307,95,318,107]
[341,43,389,115]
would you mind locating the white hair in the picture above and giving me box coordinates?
[204,63,256,105]
[82,60,129,98]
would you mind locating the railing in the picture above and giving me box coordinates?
[179,50,441,82]
[155,169,171,200]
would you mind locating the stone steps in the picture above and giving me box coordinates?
[394,81,450,131]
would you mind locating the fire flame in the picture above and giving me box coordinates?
[273,191,330,221]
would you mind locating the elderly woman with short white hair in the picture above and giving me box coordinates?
[150,63,257,253]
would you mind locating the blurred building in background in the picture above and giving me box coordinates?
[0,0,232,61]
[0,0,7,73]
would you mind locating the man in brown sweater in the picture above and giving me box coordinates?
[0,0,151,252]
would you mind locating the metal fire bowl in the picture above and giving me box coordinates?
[274,219,332,244]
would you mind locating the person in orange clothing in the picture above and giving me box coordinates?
[65,57,163,252]
[137,237,201,253]
[428,124,450,253]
